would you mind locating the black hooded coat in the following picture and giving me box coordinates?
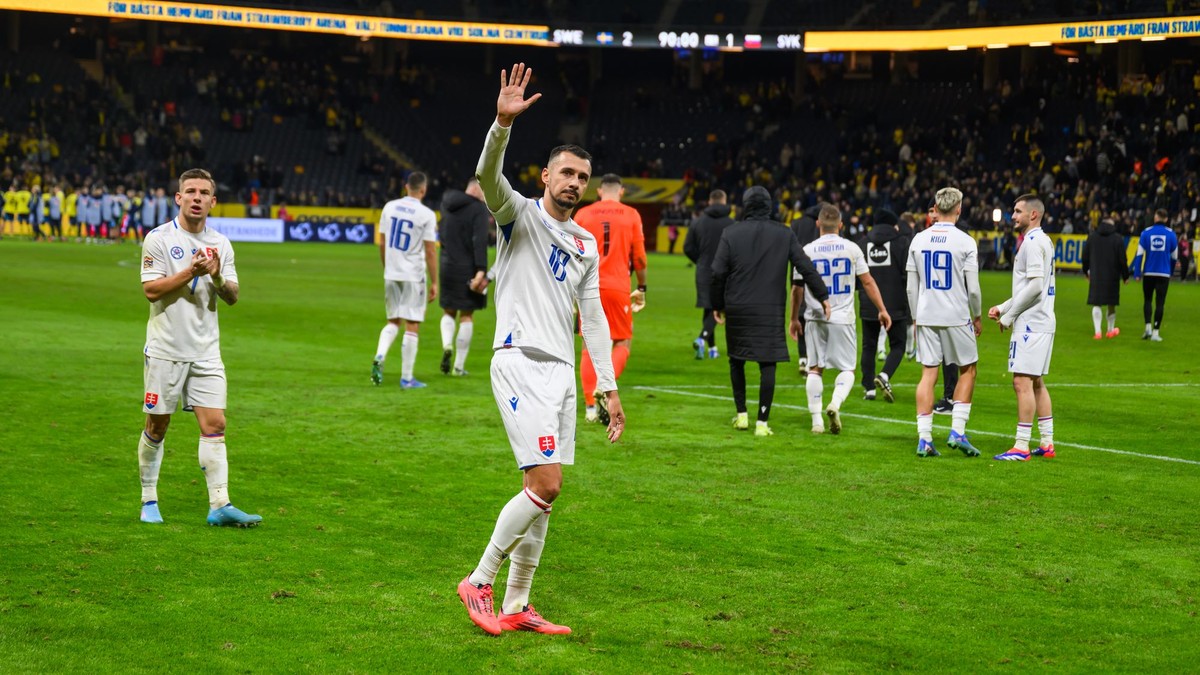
[438,189,490,311]
[1081,219,1130,305]
[711,187,828,362]
[684,202,734,308]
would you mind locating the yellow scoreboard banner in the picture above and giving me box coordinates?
[1049,233,1146,270]
[805,15,1200,51]
[1048,234,1088,271]
[0,0,551,44]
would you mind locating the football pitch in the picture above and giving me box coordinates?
[2,239,1198,672]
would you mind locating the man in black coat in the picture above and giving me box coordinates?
[1082,217,1130,339]
[438,178,491,376]
[712,186,829,436]
[858,208,911,402]
[788,204,822,371]
[683,189,734,359]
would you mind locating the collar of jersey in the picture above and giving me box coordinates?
[535,198,571,226]
[172,218,207,233]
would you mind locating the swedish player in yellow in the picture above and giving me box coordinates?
[2,184,16,235]
[137,168,261,527]
[456,63,624,637]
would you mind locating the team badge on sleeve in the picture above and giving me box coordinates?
[538,435,556,457]
[144,392,159,409]
[142,256,155,269]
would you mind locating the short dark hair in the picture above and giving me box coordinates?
[406,172,428,191]
[599,173,622,187]
[178,168,216,192]
[709,189,726,203]
[547,144,592,166]
[1015,193,1045,215]
[817,202,841,227]
[1155,208,1169,221]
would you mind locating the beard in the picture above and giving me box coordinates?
[552,191,579,211]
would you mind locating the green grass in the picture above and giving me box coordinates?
[1,238,1198,672]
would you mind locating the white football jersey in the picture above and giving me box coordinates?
[906,223,978,326]
[803,233,869,324]
[476,122,613,391]
[140,219,238,361]
[380,196,438,282]
[1010,227,1057,333]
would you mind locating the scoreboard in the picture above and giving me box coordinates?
[551,27,804,51]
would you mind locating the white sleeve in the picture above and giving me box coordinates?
[475,121,521,226]
[1023,242,1045,279]
[851,244,869,275]
[904,243,918,272]
[575,245,601,301]
[141,233,168,282]
[377,206,390,238]
[906,270,920,323]
[578,294,616,392]
[422,209,438,242]
[962,238,978,273]
[221,240,238,284]
[965,269,981,318]
[1001,280,1042,326]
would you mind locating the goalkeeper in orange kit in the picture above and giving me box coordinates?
[572,174,647,423]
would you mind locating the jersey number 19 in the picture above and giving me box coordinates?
[922,250,953,290]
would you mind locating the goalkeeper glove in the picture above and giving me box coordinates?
[630,286,646,313]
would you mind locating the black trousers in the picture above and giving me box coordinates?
[860,319,909,390]
[942,362,959,401]
[1143,276,1170,329]
[698,308,717,347]
[730,359,777,422]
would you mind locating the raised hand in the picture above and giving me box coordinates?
[496,63,542,127]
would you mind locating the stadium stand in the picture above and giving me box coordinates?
[1,1,1197,258]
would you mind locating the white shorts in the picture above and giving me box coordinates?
[385,280,427,322]
[490,348,576,470]
[143,356,227,414]
[916,325,978,367]
[804,321,857,372]
[1008,331,1054,376]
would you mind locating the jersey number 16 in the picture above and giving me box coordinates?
[388,217,414,251]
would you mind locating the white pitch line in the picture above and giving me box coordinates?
[633,385,1200,467]
[649,383,1200,390]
